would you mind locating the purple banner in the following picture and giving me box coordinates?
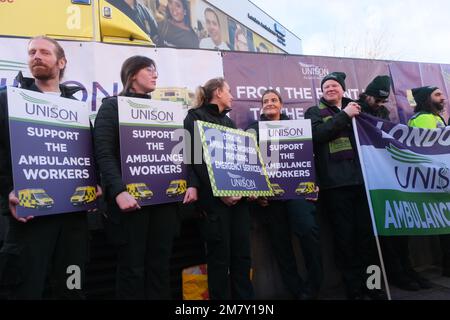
[258,119,316,200]
[118,97,186,206]
[8,88,97,217]
[223,52,391,129]
[356,113,450,155]
[388,61,450,124]
[352,59,398,122]
[354,113,450,236]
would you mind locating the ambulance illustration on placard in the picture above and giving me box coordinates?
[127,183,153,200]
[70,186,97,206]
[295,182,316,196]
[269,183,285,197]
[166,179,187,197]
[18,189,54,210]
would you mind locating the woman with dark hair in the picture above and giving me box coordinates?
[183,78,254,300]
[157,0,199,48]
[94,56,179,299]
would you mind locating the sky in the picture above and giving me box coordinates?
[251,0,450,64]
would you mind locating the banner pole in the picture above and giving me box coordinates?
[352,117,392,301]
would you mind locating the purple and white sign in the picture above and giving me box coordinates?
[389,61,450,124]
[196,120,273,197]
[258,119,316,200]
[8,87,97,217]
[354,113,450,236]
[118,96,186,206]
[223,52,394,129]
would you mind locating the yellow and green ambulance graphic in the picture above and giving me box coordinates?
[295,182,316,196]
[127,183,153,200]
[269,183,285,197]
[18,189,54,210]
[166,179,187,197]
[70,186,97,206]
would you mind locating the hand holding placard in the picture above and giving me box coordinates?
[9,191,34,223]
[220,196,242,207]
[183,187,198,204]
[116,191,141,212]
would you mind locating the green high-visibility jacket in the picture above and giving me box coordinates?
[408,112,446,129]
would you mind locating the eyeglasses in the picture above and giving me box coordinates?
[147,66,158,76]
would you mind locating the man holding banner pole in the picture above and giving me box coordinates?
[305,72,386,300]
[0,36,92,299]
[359,76,426,291]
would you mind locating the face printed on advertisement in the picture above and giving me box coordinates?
[205,9,221,45]
[168,0,186,23]
[234,29,249,51]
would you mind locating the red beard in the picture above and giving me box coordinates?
[31,63,55,80]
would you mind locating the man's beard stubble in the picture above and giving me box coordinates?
[433,100,445,112]
[31,63,55,81]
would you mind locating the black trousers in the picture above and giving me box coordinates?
[380,236,411,278]
[382,234,450,276]
[285,199,323,296]
[0,212,88,299]
[115,203,179,300]
[320,185,379,296]
[258,199,323,298]
[198,199,254,300]
[440,235,450,271]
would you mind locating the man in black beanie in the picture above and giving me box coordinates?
[358,76,429,291]
[358,75,391,120]
[408,86,446,128]
[408,86,450,279]
[306,72,386,300]
[320,72,347,92]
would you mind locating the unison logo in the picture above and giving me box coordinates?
[387,144,449,191]
[227,172,257,190]
[298,62,329,79]
[266,123,304,138]
[128,99,175,124]
[21,92,80,124]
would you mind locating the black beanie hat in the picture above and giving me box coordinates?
[321,72,346,91]
[365,75,391,99]
[412,86,439,106]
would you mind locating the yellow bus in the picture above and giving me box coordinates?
[0,0,154,45]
